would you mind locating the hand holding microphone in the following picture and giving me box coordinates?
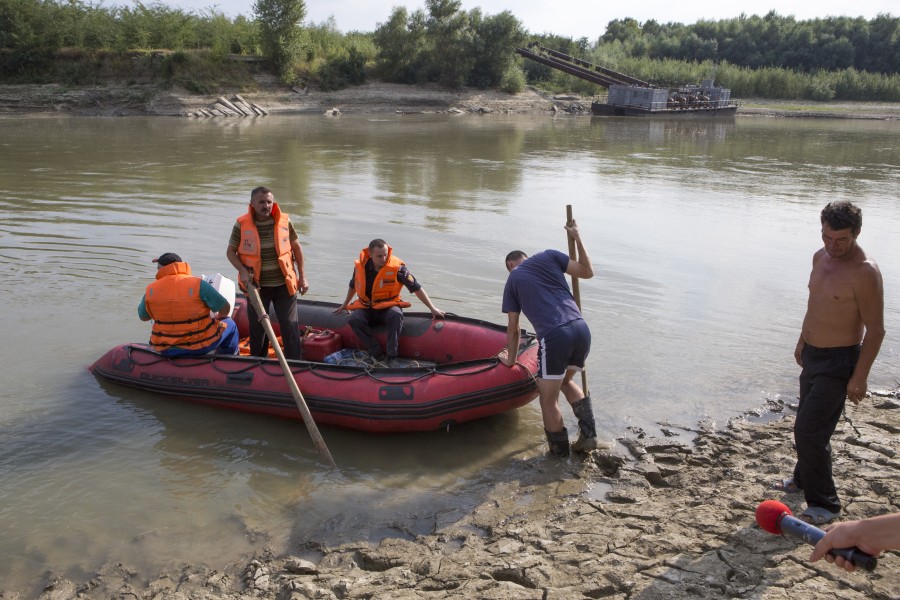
[755,500,878,572]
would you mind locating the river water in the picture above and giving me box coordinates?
[1,114,897,595]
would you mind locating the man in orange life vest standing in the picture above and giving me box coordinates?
[226,186,309,360]
[139,252,239,357]
[334,239,444,363]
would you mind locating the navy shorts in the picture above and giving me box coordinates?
[537,319,591,380]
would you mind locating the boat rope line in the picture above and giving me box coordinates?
[300,371,374,382]
[338,369,433,385]
[253,359,312,377]
[123,346,226,369]
[122,345,534,384]
[302,359,497,384]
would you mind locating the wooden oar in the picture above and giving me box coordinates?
[566,204,588,396]
[246,285,337,468]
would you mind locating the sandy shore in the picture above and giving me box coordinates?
[23,389,900,599]
[1,79,898,119]
[0,79,562,118]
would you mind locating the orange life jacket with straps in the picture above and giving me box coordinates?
[145,262,224,351]
[347,247,412,310]
[235,203,298,295]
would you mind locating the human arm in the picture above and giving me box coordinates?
[138,296,151,321]
[291,238,309,295]
[795,256,817,367]
[846,263,885,404]
[499,311,521,367]
[333,282,356,315]
[809,513,900,572]
[199,280,231,319]
[226,244,253,291]
[794,334,805,367]
[398,266,444,318]
[413,288,445,319]
[226,222,253,290]
[564,220,593,279]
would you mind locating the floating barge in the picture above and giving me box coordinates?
[516,43,739,117]
[591,80,738,116]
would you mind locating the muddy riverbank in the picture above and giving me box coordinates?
[22,390,900,600]
[1,78,898,119]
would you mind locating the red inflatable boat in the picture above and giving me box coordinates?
[90,297,539,432]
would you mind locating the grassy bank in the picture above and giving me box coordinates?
[737,97,900,119]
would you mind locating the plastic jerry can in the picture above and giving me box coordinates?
[302,330,343,362]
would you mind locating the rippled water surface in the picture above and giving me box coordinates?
[1,114,898,595]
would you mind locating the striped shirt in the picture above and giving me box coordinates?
[229,219,299,288]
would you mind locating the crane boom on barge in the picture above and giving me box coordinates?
[516,42,739,117]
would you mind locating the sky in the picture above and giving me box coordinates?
[114,0,896,39]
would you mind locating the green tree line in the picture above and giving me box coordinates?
[528,34,900,101]
[0,0,257,56]
[0,0,259,80]
[1,0,898,101]
[600,11,900,75]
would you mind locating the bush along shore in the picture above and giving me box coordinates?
[1,81,900,119]
[28,388,900,600]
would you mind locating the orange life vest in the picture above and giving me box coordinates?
[347,247,412,310]
[235,203,299,295]
[145,262,224,351]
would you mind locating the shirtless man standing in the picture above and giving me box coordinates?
[785,200,885,525]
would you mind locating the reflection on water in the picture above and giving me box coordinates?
[0,114,898,594]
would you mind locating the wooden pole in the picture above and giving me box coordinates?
[566,204,588,396]
[247,286,337,468]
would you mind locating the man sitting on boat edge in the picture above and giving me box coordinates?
[139,252,239,357]
[333,239,445,365]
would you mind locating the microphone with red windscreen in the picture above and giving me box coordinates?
[755,500,877,571]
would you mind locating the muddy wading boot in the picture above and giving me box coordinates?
[571,396,600,452]
[545,428,570,457]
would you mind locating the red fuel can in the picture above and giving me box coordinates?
[302,330,343,362]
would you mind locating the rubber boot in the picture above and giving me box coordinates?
[571,396,599,452]
[545,427,570,457]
